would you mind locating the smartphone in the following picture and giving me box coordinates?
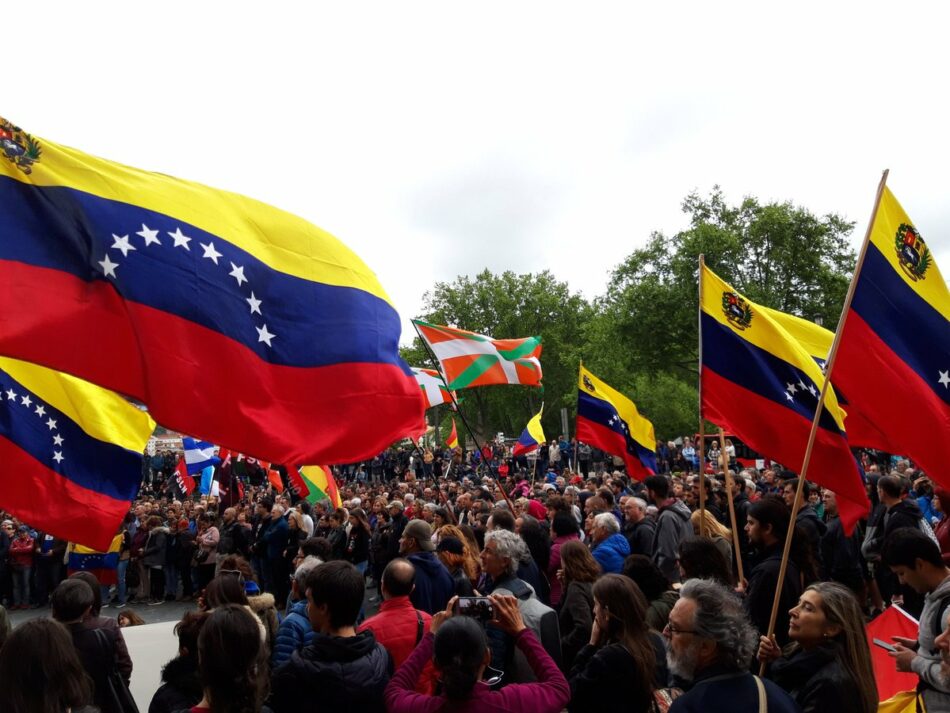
[873,638,897,653]
[455,596,495,623]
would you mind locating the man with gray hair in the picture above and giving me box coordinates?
[590,512,630,574]
[272,555,322,666]
[622,496,655,556]
[666,579,799,713]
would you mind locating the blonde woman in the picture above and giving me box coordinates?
[436,525,480,585]
[690,508,734,576]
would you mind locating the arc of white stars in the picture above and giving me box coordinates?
[45,418,57,431]
[246,292,262,315]
[201,241,223,265]
[229,262,248,286]
[53,434,64,446]
[20,394,32,407]
[34,405,46,417]
[137,224,161,246]
[169,227,192,250]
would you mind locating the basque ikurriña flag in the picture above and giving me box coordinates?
[0,356,155,550]
[512,405,545,457]
[0,117,423,466]
[700,265,869,532]
[411,367,456,410]
[576,365,656,480]
[831,186,950,485]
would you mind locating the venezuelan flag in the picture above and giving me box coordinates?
[700,265,869,531]
[576,365,656,480]
[832,186,949,483]
[512,405,545,457]
[0,116,422,466]
[67,534,124,586]
[0,357,154,550]
[299,465,342,507]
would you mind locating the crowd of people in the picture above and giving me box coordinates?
[0,438,947,712]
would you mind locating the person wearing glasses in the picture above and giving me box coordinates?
[384,593,570,713]
[664,578,799,713]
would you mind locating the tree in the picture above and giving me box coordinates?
[403,269,593,442]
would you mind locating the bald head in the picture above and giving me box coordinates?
[381,558,415,600]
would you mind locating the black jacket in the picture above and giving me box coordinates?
[149,655,201,713]
[558,580,593,670]
[744,544,802,647]
[568,633,668,713]
[768,642,865,713]
[884,498,923,539]
[218,519,249,558]
[820,516,864,587]
[270,630,391,713]
[623,518,656,557]
[796,505,828,555]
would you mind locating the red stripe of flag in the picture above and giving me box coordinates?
[576,416,653,481]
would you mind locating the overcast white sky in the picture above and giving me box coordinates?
[8,2,949,344]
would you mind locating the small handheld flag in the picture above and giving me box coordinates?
[513,405,545,457]
[175,457,196,496]
[446,419,459,449]
[184,438,219,475]
[299,465,342,507]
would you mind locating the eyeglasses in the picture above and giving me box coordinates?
[663,622,699,637]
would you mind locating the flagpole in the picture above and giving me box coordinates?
[412,321,515,511]
[410,436,458,525]
[718,427,745,585]
[697,254,708,537]
[759,169,888,674]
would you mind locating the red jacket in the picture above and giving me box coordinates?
[359,595,435,693]
[9,536,35,567]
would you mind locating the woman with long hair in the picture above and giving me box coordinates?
[345,508,371,574]
[689,509,734,579]
[568,573,657,712]
[192,604,271,712]
[0,618,95,713]
[757,581,876,713]
[327,508,348,560]
[548,511,580,608]
[436,524,480,585]
[621,554,678,631]
[556,540,600,669]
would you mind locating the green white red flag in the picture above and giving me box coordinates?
[411,367,456,410]
[413,320,542,390]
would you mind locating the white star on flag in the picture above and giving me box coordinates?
[35,405,46,417]
[45,418,57,430]
[785,391,794,401]
[246,292,262,315]
[5,389,15,400]
[98,255,119,278]
[807,384,817,397]
[169,227,192,250]
[53,434,64,446]
[229,262,247,286]
[52,451,64,464]
[786,382,797,394]
[20,394,32,407]
[137,224,161,246]
[200,241,223,265]
[939,370,950,389]
[110,234,137,257]
[256,324,275,347]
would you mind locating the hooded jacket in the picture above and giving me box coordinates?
[591,533,630,574]
[913,574,950,711]
[406,551,455,615]
[651,499,692,583]
[883,498,924,539]
[248,591,279,650]
[271,598,314,667]
[144,526,169,568]
[270,630,391,713]
[148,655,201,713]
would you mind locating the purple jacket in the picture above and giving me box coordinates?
[385,628,570,713]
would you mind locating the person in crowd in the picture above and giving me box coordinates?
[622,554,678,631]
[556,540,599,669]
[194,513,220,592]
[666,578,799,712]
[677,537,733,587]
[52,578,134,713]
[148,610,209,713]
[190,604,272,713]
[589,512,630,574]
[548,511,581,608]
[0,618,96,713]
[399,519,455,615]
[9,524,35,609]
[875,473,928,613]
[143,514,169,605]
[881,528,950,710]
[743,496,805,646]
[621,496,655,556]
[568,573,662,712]
[359,558,436,693]
[690,509,734,576]
[820,489,865,596]
[282,510,309,581]
[33,530,67,608]
[175,517,196,602]
[346,508,372,573]
[488,508,548,599]
[644,475,693,584]
[203,575,269,644]
[117,608,145,627]
[217,506,250,562]
[517,515,552,604]
[384,593,570,713]
[217,554,279,647]
[271,556,321,667]
[327,507,349,560]
[270,560,391,712]
[934,487,950,565]
[69,571,134,684]
[757,582,876,713]
[435,536,476,597]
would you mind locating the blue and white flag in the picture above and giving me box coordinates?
[183,437,219,475]
[199,465,215,495]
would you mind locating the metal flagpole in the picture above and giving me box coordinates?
[759,169,889,674]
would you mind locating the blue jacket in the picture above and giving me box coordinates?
[406,551,455,615]
[272,599,314,667]
[591,533,630,574]
[262,517,289,560]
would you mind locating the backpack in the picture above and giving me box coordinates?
[494,577,562,681]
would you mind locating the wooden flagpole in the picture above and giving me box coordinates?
[697,254,708,537]
[759,169,888,673]
[412,321,516,511]
[719,427,745,585]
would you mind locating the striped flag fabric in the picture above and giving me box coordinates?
[831,185,949,484]
[299,465,342,507]
[0,355,155,550]
[67,533,124,586]
[174,457,196,497]
[446,418,459,449]
[183,437,219,474]
[413,320,542,390]
[513,405,545,457]
[411,367,456,410]
[0,116,423,466]
[700,264,869,532]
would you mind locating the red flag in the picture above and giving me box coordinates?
[267,468,284,491]
[446,419,459,449]
[866,606,919,701]
[287,468,310,499]
[175,457,195,496]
